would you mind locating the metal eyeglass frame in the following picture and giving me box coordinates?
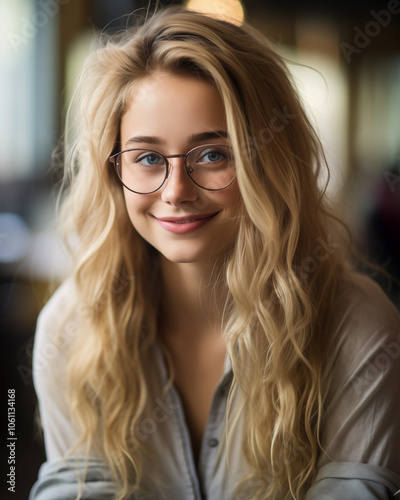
[109,143,236,195]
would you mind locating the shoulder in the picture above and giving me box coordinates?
[329,272,400,367]
[327,271,400,395]
[35,277,79,335]
[335,271,399,326]
[33,277,82,405]
[320,272,400,473]
[34,277,81,362]
[33,278,85,461]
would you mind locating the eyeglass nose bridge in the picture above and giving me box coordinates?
[163,153,194,180]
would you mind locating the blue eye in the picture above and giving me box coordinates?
[136,152,164,166]
[204,152,223,162]
[199,150,227,164]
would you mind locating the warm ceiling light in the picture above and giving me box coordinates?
[185,0,245,25]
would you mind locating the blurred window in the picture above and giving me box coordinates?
[0,0,57,181]
[354,56,400,172]
[287,18,349,198]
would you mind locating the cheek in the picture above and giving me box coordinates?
[222,182,241,212]
[123,190,151,225]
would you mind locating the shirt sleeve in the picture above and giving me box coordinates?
[30,280,117,499]
[307,273,400,499]
[306,463,400,499]
[29,459,117,500]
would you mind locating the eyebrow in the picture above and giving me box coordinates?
[125,130,228,147]
[188,131,228,142]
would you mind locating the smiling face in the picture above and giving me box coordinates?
[119,72,241,265]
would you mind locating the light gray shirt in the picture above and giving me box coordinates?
[30,273,400,499]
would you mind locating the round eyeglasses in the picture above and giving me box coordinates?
[109,144,236,194]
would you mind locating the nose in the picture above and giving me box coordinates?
[160,158,199,205]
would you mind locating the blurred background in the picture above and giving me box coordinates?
[1,0,399,497]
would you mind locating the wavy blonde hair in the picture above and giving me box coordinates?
[58,7,350,499]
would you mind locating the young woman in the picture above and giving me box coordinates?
[30,7,400,500]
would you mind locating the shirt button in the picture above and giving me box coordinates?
[208,437,219,448]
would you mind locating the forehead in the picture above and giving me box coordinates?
[120,72,227,147]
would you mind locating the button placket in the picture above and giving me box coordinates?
[198,372,232,498]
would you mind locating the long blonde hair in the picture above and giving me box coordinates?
[58,7,350,499]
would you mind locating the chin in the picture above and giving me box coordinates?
[158,245,218,265]
[161,253,209,264]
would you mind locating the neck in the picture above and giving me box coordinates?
[158,256,226,339]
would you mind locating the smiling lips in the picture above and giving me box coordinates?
[154,213,219,234]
